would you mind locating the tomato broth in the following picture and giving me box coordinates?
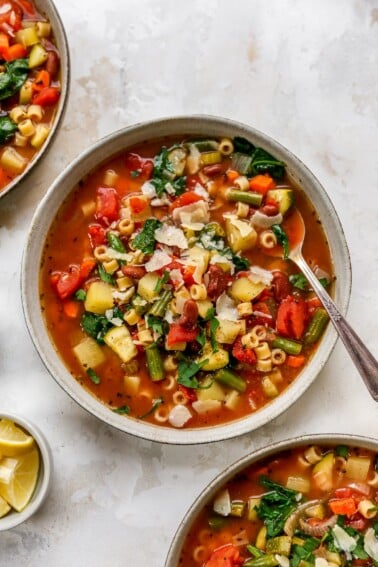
[178,443,378,567]
[40,135,333,429]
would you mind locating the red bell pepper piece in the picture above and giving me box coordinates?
[205,544,242,567]
[32,86,60,107]
[169,191,204,212]
[276,296,307,340]
[95,186,119,224]
[166,323,199,346]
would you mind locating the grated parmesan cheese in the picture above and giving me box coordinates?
[216,293,239,321]
[145,250,172,272]
[154,225,188,249]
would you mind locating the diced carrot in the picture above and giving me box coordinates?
[286,355,306,368]
[80,258,96,280]
[249,174,275,194]
[63,300,80,319]
[3,43,27,61]
[0,33,9,55]
[32,69,50,92]
[329,498,357,517]
[226,169,239,182]
[129,196,147,215]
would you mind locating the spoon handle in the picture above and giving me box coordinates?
[294,254,378,401]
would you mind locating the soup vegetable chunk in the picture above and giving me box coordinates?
[178,444,378,567]
[0,0,61,193]
[41,135,332,429]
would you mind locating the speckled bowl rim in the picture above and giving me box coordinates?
[0,412,53,530]
[164,433,378,565]
[21,115,351,445]
[0,0,70,201]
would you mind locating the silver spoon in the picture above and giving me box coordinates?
[286,208,378,401]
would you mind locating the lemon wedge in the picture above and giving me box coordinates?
[0,448,40,512]
[0,494,11,518]
[0,419,35,457]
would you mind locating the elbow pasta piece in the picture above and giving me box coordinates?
[304,445,323,464]
[241,332,259,350]
[219,137,234,155]
[27,104,43,122]
[192,545,207,563]
[172,391,187,406]
[94,245,110,261]
[103,168,119,187]
[154,406,170,423]
[236,202,249,218]
[162,374,177,391]
[102,259,119,274]
[237,302,253,317]
[254,341,271,360]
[163,355,178,372]
[14,132,28,147]
[271,348,286,365]
[9,106,27,123]
[123,308,139,326]
[251,325,267,341]
[118,218,135,236]
[357,499,377,519]
[234,175,250,191]
[116,276,134,290]
[256,358,273,373]
[30,124,50,149]
[368,471,378,487]
[259,229,277,249]
[18,118,35,137]
[190,284,207,300]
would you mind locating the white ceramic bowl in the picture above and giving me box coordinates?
[0,0,70,200]
[21,116,351,444]
[164,433,378,566]
[0,412,52,530]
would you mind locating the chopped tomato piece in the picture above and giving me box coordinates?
[329,497,357,517]
[276,296,307,340]
[88,223,106,247]
[345,513,368,531]
[169,191,204,212]
[334,488,354,499]
[0,33,9,55]
[95,186,119,224]
[249,174,275,194]
[232,338,256,365]
[32,86,60,107]
[178,384,197,402]
[125,152,143,171]
[166,323,199,346]
[3,43,27,61]
[141,159,153,179]
[182,265,196,287]
[53,264,81,300]
[205,544,242,567]
[32,69,50,92]
[80,258,96,280]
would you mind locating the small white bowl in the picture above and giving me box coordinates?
[0,413,52,531]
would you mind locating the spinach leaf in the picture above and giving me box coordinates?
[291,537,320,567]
[0,59,29,100]
[171,176,186,196]
[153,146,174,178]
[272,224,290,259]
[335,445,349,458]
[112,405,131,415]
[221,247,250,272]
[138,397,164,419]
[98,263,115,285]
[146,314,168,336]
[75,289,86,301]
[81,312,112,344]
[133,218,162,254]
[233,136,256,154]
[130,170,140,178]
[150,177,167,198]
[107,232,126,253]
[0,116,17,144]
[177,359,208,389]
[256,476,300,537]
[196,328,206,348]
[250,147,286,180]
[209,318,219,352]
[289,273,329,291]
[204,307,215,321]
[86,368,101,384]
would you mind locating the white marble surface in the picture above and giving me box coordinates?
[0,0,377,565]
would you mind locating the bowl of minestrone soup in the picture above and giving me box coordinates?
[22,116,351,444]
[165,435,378,566]
[0,0,69,199]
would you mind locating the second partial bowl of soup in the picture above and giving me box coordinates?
[165,434,378,566]
[22,116,351,444]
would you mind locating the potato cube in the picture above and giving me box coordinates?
[137,273,160,301]
[197,377,226,402]
[73,337,105,369]
[225,217,257,253]
[229,277,265,302]
[215,320,243,344]
[84,281,114,314]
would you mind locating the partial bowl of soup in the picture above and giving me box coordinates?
[0,0,69,199]
[165,435,378,566]
[22,116,351,444]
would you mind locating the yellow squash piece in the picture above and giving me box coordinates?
[84,281,114,314]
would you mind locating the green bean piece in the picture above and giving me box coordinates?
[107,232,126,253]
[304,308,329,345]
[244,554,279,567]
[148,289,173,317]
[226,189,263,206]
[145,344,165,382]
[214,368,246,393]
[272,336,302,355]
[246,545,264,559]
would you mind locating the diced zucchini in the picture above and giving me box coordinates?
[230,277,265,302]
[104,326,138,363]
[19,81,33,104]
[167,146,187,177]
[73,337,105,369]
[198,343,229,370]
[28,43,48,68]
[84,281,114,314]
[266,189,295,215]
[286,476,310,493]
[215,319,243,344]
[197,376,227,402]
[137,273,160,301]
[247,497,261,521]
[266,536,292,556]
[225,217,257,253]
[190,140,219,152]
